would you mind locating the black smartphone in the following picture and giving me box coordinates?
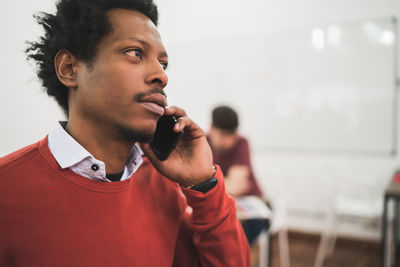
[150,115,183,161]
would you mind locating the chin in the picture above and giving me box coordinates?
[115,123,155,143]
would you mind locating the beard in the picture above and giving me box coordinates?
[115,123,154,143]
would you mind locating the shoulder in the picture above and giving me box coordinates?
[237,135,249,146]
[0,141,42,172]
[235,135,250,151]
[0,139,47,195]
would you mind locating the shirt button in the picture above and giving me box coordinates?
[91,164,99,171]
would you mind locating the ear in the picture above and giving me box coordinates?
[54,49,79,88]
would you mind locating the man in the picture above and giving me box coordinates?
[0,1,249,266]
[207,106,266,245]
[208,106,263,198]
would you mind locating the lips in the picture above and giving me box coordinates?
[137,94,167,116]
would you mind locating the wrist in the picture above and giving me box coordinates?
[185,166,218,193]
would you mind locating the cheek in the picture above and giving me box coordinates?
[95,69,140,104]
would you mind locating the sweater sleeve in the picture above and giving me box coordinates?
[172,165,250,267]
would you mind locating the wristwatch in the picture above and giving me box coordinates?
[187,166,218,193]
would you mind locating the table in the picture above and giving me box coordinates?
[381,177,400,267]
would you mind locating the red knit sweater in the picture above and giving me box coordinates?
[0,137,249,266]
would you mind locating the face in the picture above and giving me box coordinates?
[209,126,239,154]
[71,9,168,142]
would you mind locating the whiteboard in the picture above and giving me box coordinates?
[166,17,397,155]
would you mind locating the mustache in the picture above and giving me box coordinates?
[135,88,167,101]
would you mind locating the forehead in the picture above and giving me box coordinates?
[104,8,164,48]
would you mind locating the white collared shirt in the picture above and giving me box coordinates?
[48,121,143,182]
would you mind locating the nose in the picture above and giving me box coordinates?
[145,61,168,88]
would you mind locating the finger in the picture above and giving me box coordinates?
[164,106,187,118]
[174,116,193,132]
[175,116,205,138]
[174,116,187,132]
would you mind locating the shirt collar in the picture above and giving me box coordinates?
[48,121,143,180]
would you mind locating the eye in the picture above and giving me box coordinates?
[124,48,143,59]
[160,62,168,71]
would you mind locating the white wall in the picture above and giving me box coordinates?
[1,0,399,239]
[157,0,400,240]
[0,0,63,154]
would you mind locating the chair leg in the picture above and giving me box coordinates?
[388,216,394,267]
[258,230,269,267]
[326,234,336,258]
[313,232,330,267]
[314,204,338,267]
[278,228,291,267]
[326,214,339,257]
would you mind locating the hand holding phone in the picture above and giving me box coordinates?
[150,115,183,161]
[142,106,214,187]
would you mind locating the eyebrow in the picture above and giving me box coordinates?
[127,37,168,58]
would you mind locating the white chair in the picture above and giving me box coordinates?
[313,171,384,267]
[256,229,270,267]
[235,196,273,267]
[250,162,292,267]
[260,165,292,267]
[269,191,291,267]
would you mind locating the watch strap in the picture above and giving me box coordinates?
[187,166,218,193]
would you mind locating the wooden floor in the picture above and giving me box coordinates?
[251,231,381,267]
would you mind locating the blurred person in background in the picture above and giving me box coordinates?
[207,105,267,246]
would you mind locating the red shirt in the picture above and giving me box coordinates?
[209,136,263,197]
[0,137,249,266]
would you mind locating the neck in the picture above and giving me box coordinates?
[66,117,134,174]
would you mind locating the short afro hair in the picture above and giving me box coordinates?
[25,0,159,115]
[212,105,239,133]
